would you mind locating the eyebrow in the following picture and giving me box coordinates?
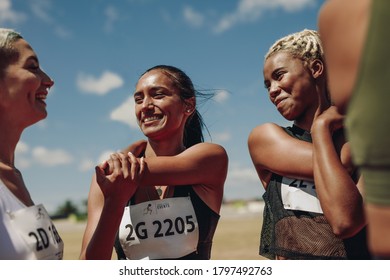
[133,86,168,96]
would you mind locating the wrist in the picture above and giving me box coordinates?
[311,117,331,136]
[103,197,128,215]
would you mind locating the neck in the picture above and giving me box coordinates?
[0,120,23,167]
[145,137,186,157]
[295,87,330,132]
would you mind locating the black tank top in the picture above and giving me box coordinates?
[260,125,371,259]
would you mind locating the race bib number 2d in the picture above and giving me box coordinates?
[9,204,64,260]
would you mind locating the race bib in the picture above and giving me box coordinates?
[119,196,199,260]
[9,204,64,259]
[281,177,323,214]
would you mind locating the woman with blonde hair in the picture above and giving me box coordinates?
[0,28,63,259]
[248,29,370,259]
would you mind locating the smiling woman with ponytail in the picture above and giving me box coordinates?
[80,65,228,260]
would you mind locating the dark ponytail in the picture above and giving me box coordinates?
[184,109,204,148]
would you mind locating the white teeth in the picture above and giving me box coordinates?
[36,94,47,100]
[144,116,160,122]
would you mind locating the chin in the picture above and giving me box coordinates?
[27,113,47,127]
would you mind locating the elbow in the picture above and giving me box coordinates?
[331,225,354,239]
[330,218,364,239]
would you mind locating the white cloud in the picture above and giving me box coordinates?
[15,157,31,169]
[28,0,71,38]
[77,71,124,95]
[30,0,52,23]
[54,26,72,39]
[214,90,229,103]
[97,150,115,165]
[214,0,315,33]
[32,146,73,166]
[15,141,29,154]
[78,158,95,172]
[104,6,119,32]
[183,6,204,28]
[15,141,30,168]
[213,132,231,142]
[228,165,259,183]
[0,0,27,24]
[110,96,139,128]
[223,163,262,200]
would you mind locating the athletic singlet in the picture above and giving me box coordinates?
[346,0,390,205]
[114,185,220,260]
[0,181,64,259]
[259,125,371,259]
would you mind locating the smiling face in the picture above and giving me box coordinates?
[133,69,192,141]
[263,51,319,122]
[0,38,54,127]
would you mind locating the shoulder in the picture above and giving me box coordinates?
[248,123,286,146]
[185,142,227,157]
[318,0,370,36]
[318,0,344,28]
[181,143,228,176]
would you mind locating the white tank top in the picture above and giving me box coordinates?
[0,181,64,259]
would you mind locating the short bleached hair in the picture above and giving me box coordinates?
[265,29,324,65]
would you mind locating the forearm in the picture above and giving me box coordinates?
[82,201,124,260]
[312,122,364,238]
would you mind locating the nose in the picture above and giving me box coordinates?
[268,82,280,100]
[141,97,154,110]
[41,70,54,89]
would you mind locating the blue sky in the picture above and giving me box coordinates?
[1,0,324,213]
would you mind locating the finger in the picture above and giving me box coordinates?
[105,157,115,175]
[95,165,106,186]
[97,160,108,172]
[139,156,145,175]
[128,152,139,181]
[118,152,130,179]
[110,153,122,178]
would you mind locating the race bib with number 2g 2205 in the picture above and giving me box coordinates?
[119,196,199,259]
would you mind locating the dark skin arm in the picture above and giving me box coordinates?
[312,106,365,238]
[248,122,314,189]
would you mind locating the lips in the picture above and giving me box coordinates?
[274,97,285,107]
[35,91,48,104]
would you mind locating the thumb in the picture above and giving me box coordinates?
[95,165,106,185]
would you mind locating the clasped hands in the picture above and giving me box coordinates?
[95,152,145,205]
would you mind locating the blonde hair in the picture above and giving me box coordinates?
[265,29,324,65]
[0,28,23,78]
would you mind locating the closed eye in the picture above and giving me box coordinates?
[273,70,285,81]
[134,93,144,104]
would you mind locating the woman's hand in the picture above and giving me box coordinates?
[95,152,145,206]
[312,105,344,134]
